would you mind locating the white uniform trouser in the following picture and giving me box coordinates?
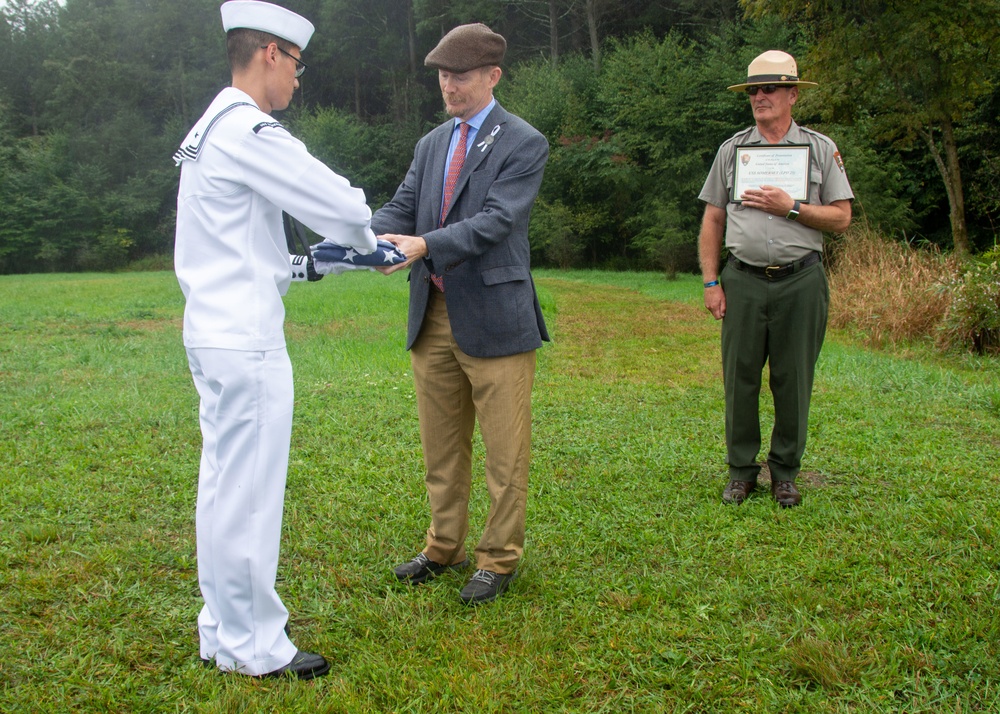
[186,347,298,675]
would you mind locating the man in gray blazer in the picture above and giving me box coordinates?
[376,23,549,605]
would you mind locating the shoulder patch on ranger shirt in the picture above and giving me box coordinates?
[833,151,845,172]
[253,121,284,134]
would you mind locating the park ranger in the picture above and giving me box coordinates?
[173,0,376,679]
[698,50,853,508]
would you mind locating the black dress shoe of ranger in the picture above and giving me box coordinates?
[393,552,469,585]
[260,650,330,680]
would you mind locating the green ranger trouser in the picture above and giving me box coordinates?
[720,260,828,483]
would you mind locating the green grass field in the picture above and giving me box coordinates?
[1,269,998,713]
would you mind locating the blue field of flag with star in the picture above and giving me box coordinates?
[311,239,407,268]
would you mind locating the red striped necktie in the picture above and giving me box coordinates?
[432,122,470,292]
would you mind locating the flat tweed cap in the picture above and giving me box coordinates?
[425,23,506,73]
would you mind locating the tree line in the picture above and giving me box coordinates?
[1,0,997,275]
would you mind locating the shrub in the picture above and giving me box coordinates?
[290,108,421,207]
[937,248,1000,354]
[628,196,697,278]
[826,225,958,347]
[77,228,133,272]
[529,200,583,269]
[126,253,174,272]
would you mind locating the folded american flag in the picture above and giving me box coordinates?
[311,239,407,275]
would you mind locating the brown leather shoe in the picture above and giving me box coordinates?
[722,479,755,505]
[771,480,801,507]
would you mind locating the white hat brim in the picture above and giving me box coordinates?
[221,1,315,50]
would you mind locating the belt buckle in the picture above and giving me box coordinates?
[764,265,783,279]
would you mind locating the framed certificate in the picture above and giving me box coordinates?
[732,144,811,202]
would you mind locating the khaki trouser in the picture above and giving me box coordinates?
[720,261,829,483]
[410,289,535,574]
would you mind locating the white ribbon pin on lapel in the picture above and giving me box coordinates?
[477,124,501,152]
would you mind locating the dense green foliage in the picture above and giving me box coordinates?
[744,0,1000,254]
[1,0,998,273]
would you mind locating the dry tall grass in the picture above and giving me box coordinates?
[826,225,960,348]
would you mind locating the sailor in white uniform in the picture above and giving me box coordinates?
[173,0,376,679]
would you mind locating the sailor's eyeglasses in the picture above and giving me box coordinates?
[262,45,307,78]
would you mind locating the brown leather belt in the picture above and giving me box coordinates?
[728,251,822,281]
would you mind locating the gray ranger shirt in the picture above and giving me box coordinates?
[699,120,854,267]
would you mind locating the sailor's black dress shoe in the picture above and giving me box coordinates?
[260,650,330,680]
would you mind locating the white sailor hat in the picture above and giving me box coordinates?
[220,1,315,50]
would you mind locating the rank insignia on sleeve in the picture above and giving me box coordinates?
[253,121,284,134]
[834,151,845,172]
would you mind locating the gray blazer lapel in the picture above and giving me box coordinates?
[443,105,508,223]
[427,121,454,227]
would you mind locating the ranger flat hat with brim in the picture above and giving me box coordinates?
[425,23,506,73]
[727,50,818,91]
[221,0,315,50]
